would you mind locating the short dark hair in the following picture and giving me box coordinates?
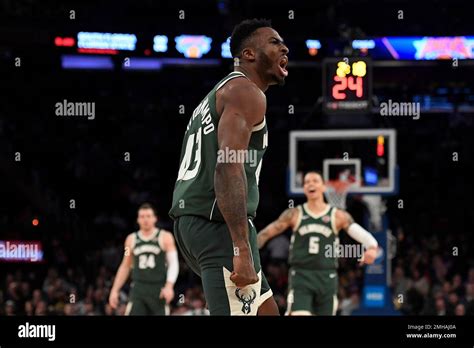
[138,203,156,215]
[230,18,272,58]
[304,171,325,183]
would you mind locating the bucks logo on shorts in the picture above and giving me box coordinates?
[235,288,257,314]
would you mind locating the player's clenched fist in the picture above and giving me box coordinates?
[360,246,378,265]
[231,247,258,288]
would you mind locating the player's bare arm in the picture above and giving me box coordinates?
[335,209,378,264]
[214,78,266,288]
[257,207,299,249]
[159,230,178,304]
[109,233,134,309]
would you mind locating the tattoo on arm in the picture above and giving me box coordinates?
[215,163,249,246]
[277,208,297,227]
[336,209,355,231]
[265,208,296,236]
[258,208,296,248]
[215,81,264,252]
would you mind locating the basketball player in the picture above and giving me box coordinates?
[109,203,179,315]
[169,19,288,315]
[257,171,379,315]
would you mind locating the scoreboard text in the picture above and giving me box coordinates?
[323,57,372,113]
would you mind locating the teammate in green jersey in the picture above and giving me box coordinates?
[109,203,179,315]
[169,19,289,315]
[257,171,379,315]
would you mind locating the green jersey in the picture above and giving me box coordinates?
[169,71,268,222]
[289,204,339,270]
[131,229,167,284]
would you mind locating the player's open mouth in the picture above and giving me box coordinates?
[278,56,288,77]
[309,188,316,193]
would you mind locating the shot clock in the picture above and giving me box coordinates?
[322,57,372,114]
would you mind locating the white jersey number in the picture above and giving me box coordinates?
[177,127,202,181]
[308,236,320,254]
[138,254,156,269]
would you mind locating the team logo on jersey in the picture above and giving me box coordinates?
[322,215,331,223]
[235,288,257,314]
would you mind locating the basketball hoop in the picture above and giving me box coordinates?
[325,180,352,210]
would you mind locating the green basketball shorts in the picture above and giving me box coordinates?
[173,215,273,315]
[286,268,338,316]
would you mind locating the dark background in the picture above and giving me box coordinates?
[0,0,473,316]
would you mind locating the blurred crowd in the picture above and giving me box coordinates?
[2,227,473,316]
[390,231,474,316]
[0,247,210,316]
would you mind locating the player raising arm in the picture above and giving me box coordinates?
[257,171,378,315]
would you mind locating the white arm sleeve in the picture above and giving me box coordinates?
[166,250,179,284]
[347,223,378,249]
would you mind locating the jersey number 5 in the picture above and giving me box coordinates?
[308,236,320,254]
[177,127,202,181]
[138,254,156,269]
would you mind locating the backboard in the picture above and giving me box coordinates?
[288,129,397,196]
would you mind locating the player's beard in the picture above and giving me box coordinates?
[258,50,285,86]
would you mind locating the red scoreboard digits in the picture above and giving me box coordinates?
[323,57,372,113]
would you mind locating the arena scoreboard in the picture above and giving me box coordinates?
[322,57,372,114]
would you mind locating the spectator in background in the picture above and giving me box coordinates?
[447,292,460,315]
[435,297,446,316]
[451,274,464,297]
[63,303,76,316]
[464,283,474,315]
[5,282,21,309]
[467,268,474,284]
[116,303,127,315]
[5,300,16,316]
[24,301,34,316]
[35,301,48,315]
[442,281,452,296]
[32,289,43,308]
[412,268,430,297]
[339,288,360,316]
[171,304,191,315]
[455,303,466,316]
[432,255,448,284]
[104,304,114,316]
[392,266,411,301]
[183,298,209,316]
[20,281,31,304]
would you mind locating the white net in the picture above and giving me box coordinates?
[325,181,351,209]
